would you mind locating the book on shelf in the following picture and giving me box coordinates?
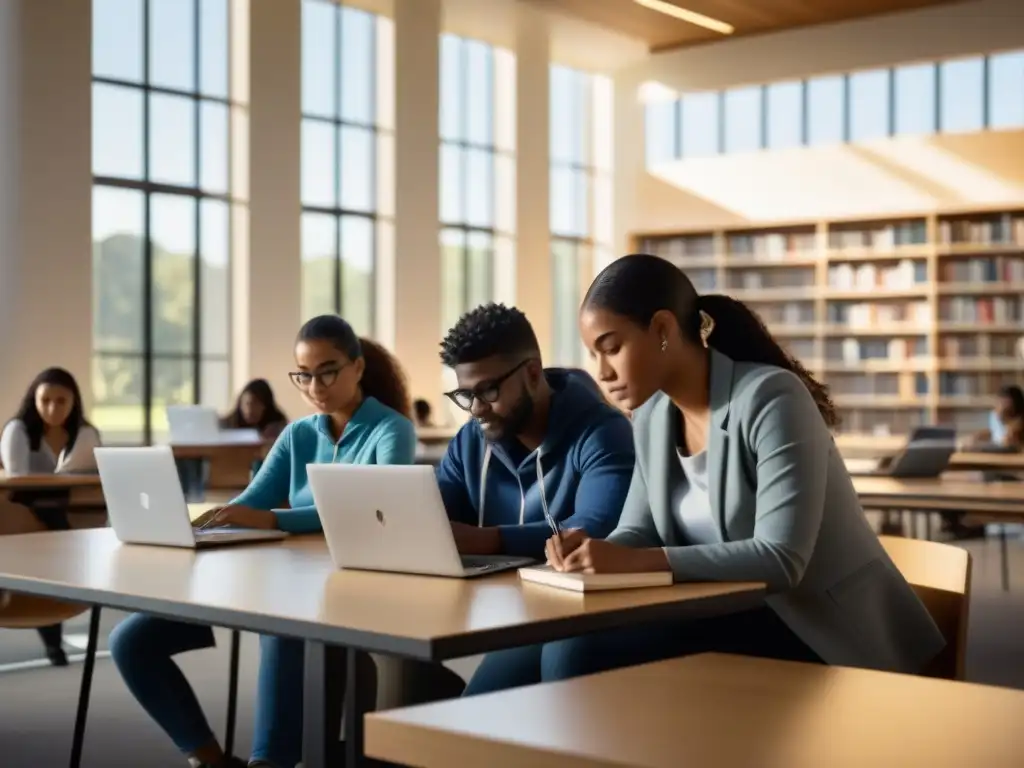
[938,215,1024,246]
[940,297,1023,324]
[518,565,674,593]
[727,231,816,260]
[939,256,1024,283]
[828,221,927,251]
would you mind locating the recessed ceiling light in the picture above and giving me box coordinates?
[634,0,734,35]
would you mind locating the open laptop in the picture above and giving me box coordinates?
[307,464,534,578]
[166,405,221,443]
[875,426,957,478]
[95,446,287,548]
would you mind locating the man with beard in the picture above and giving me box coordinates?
[436,303,635,559]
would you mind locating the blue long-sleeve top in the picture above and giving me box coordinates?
[436,369,636,558]
[230,396,416,533]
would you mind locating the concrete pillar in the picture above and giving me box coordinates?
[0,0,92,416]
[514,7,553,360]
[230,0,305,417]
[390,0,442,404]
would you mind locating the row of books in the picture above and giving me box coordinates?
[641,236,715,258]
[727,232,816,258]
[938,297,1023,324]
[837,409,928,435]
[826,301,931,327]
[826,372,902,396]
[826,338,928,364]
[753,302,815,326]
[828,221,927,251]
[938,371,1020,396]
[938,257,1024,283]
[728,268,816,290]
[827,261,927,290]
[936,409,993,433]
[939,215,1024,245]
[939,336,1021,358]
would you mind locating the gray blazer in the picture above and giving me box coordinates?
[609,350,946,674]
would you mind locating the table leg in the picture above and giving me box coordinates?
[924,512,932,541]
[302,640,329,768]
[224,630,241,757]
[1000,525,1010,592]
[68,605,101,768]
[345,647,369,768]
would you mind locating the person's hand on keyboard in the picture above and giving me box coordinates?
[193,504,278,531]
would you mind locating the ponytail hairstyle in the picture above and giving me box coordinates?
[296,315,413,420]
[357,337,413,420]
[583,254,838,428]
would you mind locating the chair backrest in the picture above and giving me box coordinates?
[879,535,972,680]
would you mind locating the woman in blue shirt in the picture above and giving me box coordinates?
[108,315,417,768]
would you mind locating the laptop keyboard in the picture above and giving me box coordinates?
[460,555,525,572]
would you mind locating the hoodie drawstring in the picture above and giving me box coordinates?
[476,445,549,530]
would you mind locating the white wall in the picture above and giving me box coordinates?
[614,0,1024,252]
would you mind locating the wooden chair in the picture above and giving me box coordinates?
[879,535,972,680]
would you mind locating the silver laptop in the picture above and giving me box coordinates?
[166,405,221,443]
[94,446,287,548]
[307,464,534,578]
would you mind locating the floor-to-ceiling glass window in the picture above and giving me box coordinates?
[300,1,393,336]
[439,34,515,333]
[92,0,232,443]
[550,65,612,366]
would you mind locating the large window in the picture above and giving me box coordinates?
[646,48,1024,165]
[92,0,232,444]
[439,34,515,333]
[550,66,613,366]
[300,1,392,335]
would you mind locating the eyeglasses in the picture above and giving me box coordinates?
[289,362,350,392]
[444,360,531,412]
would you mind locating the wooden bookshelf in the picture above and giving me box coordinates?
[633,208,1024,442]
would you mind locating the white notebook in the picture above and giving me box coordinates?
[518,565,673,593]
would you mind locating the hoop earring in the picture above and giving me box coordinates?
[699,310,715,349]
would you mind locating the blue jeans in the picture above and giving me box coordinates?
[108,614,307,767]
[464,607,821,696]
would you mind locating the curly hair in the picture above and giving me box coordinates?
[584,255,839,428]
[358,337,412,419]
[439,303,540,367]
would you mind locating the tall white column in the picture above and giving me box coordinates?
[0,0,92,415]
[514,7,553,360]
[390,0,442,404]
[231,0,305,417]
[612,69,645,260]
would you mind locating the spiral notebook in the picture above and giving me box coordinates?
[518,565,673,593]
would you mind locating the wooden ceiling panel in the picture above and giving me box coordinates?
[531,0,971,52]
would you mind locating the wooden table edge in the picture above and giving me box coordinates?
[0,567,764,662]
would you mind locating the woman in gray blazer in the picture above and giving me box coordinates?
[463,254,945,696]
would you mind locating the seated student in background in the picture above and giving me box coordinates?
[220,378,289,441]
[0,367,101,666]
[109,315,416,768]
[971,384,1024,449]
[413,397,434,428]
[467,255,946,696]
[437,303,635,558]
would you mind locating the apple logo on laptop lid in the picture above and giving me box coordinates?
[140,492,150,510]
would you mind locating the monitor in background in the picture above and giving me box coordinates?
[166,405,220,443]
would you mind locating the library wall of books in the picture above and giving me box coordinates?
[637,209,1024,438]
